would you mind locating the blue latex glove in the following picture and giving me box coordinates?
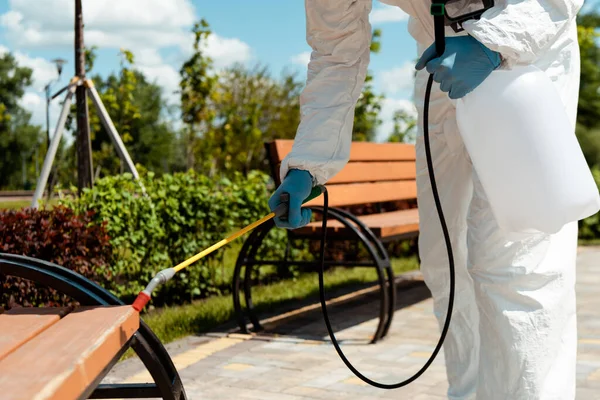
[415,36,501,99]
[268,169,314,229]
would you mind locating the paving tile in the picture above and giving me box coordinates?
[103,246,600,400]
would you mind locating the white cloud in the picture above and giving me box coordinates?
[1,0,251,69]
[376,98,417,142]
[18,91,64,134]
[0,45,60,91]
[290,51,311,67]
[370,4,410,24]
[137,64,181,106]
[135,48,163,67]
[200,34,252,69]
[1,0,253,122]
[13,53,62,92]
[4,0,195,35]
[378,62,415,96]
[0,46,65,129]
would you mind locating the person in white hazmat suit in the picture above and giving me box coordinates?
[267,0,584,399]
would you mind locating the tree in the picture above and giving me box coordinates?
[352,28,384,142]
[576,13,600,130]
[88,50,178,177]
[179,19,218,171]
[208,63,302,176]
[0,52,45,189]
[388,108,417,144]
[57,48,178,185]
[575,11,600,169]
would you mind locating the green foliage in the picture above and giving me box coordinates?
[201,63,302,176]
[0,52,45,189]
[85,45,98,73]
[388,109,417,143]
[579,167,600,240]
[576,125,600,168]
[576,20,600,130]
[179,19,218,171]
[58,48,179,187]
[58,170,282,305]
[575,12,600,172]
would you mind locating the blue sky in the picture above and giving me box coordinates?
[0,0,419,141]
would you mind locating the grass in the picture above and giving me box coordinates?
[140,256,419,346]
[0,200,32,210]
[578,239,600,246]
[0,199,58,210]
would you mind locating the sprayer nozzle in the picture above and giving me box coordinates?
[132,291,151,312]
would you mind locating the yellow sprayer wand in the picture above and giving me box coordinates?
[132,185,325,312]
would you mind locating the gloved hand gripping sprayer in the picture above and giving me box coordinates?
[132,0,600,390]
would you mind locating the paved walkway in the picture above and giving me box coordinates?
[105,246,600,399]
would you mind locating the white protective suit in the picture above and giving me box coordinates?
[281,0,584,399]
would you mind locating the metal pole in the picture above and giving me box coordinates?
[45,84,51,148]
[75,0,93,192]
[31,85,77,209]
[86,80,147,195]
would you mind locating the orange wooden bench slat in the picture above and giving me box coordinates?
[272,140,416,163]
[0,307,71,362]
[272,161,417,184]
[0,305,139,400]
[303,181,417,208]
[296,208,420,238]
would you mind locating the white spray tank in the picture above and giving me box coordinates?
[455,64,600,237]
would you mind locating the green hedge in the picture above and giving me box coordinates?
[579,167,600,241]
[59,170,295,305]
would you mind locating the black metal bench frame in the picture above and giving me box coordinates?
[0,253,187,400]
[231,144,419,344]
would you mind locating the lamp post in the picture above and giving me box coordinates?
[40,58,67,197]
[44,58,67,148]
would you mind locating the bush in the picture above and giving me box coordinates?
[0,206,113,310]
[579,166,600,241]
[59,169,293,305]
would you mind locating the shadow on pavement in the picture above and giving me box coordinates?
[249,281,433,343]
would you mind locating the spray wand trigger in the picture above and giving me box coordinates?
[273,193,291,221]
[272,185,326,221]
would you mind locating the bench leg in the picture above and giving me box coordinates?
[243,224,273,332]
[323,207,396,339]
[230,208,394,344]
[383,265,396,338]
[232,220,274,334]
[309,207,391,344]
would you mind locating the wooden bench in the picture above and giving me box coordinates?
[0,253,187,400]
[0,306,138,399]
[232,139,420,343]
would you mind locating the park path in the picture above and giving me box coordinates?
[104,246,600,399]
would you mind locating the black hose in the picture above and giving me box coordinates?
[317,73,455,389]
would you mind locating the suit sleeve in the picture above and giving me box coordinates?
[279,0,372,186]
[462,0,584,66]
